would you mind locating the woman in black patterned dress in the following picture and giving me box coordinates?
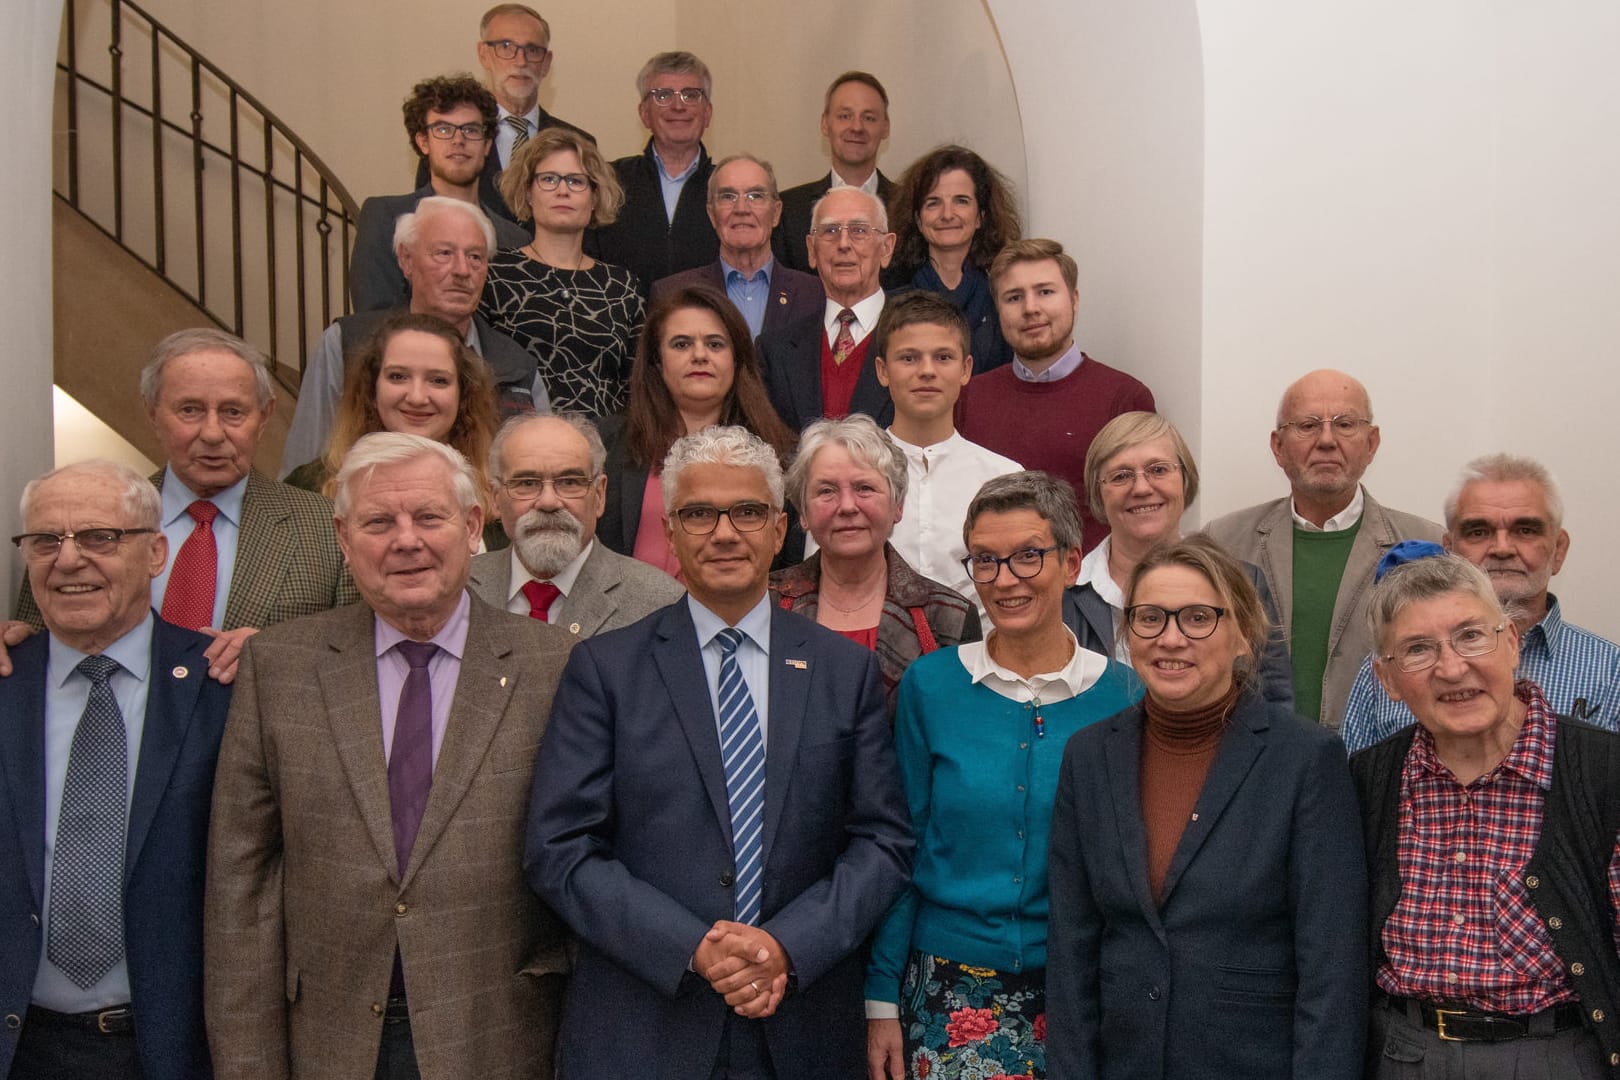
[481,127,643,418]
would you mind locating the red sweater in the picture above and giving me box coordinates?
[819,333,871,419]
[956,354,1155,552]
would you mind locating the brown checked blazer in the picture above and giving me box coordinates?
[15,469,355,630]
[203,596,574,1080]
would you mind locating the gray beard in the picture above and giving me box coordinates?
[513,507,584,580]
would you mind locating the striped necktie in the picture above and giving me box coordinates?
[715,627,765,925]
[505,114,531,154]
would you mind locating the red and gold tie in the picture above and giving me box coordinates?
[832,308,857,365]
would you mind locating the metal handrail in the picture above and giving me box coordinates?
[55,0,358,395]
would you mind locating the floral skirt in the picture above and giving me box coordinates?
[899,950,1046,1079]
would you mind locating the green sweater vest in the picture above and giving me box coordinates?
[1290,519,1361,723]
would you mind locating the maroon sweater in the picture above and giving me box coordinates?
[956,354,1155,552]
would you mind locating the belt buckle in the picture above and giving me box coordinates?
[96,1007,131,1035]
[1434,1008,1465,1042]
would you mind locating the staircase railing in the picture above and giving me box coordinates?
[54,0,357,395]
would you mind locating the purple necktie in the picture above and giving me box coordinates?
[389,641,438,875]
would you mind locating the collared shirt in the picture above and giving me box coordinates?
[33,613,155,1012]
[504,539,593,617]
[721,256,773,338]
[1377,680,1620,1013]
[374,591,471,768]
[689,592,773,745]
[881,430,1022,608]
[1291,484,1365,533]
[822,290,885,351]
[1075,537,1131,663]
[494,104,541,169]
[1341,597,1620,753]
[153,468,246,628]
[828,169,881,197]
[1012,342,1084,384]
[651,143,701,223]
[957,626,1109,705]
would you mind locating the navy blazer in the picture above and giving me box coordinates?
[0,619,231,1079]
[759,310,895,432]
[651,260,824,342]
[1046,692,1367,1080]
[524,600,913,1079]
[1063,560,1298,714]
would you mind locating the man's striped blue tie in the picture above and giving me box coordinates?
[716,627,765,925]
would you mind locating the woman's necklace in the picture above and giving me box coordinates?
[820,575,885,613]
[526,243,586,303]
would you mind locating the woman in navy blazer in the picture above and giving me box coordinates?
[1046,535,1368,1079]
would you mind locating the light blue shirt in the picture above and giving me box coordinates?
[651,144,701,224]
[1340,596,1620,754]
[721,257,772,339]
[153,468,245,629]
[494,104,541,170]
[1012,342,1084,383]
[33,613,155,1011]
[688,592,772,746]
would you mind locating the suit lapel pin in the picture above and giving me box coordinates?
[172,666,189,679]
[500,676,508,688]
[569,623,581,635]
[785,658,808,670]
[777,294,787,305]
[1190,812,1200,821]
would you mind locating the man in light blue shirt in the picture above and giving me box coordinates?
[1342,453,1620,752]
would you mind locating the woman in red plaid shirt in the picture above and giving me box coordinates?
[1353,553,1620,1078]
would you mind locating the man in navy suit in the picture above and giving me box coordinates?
[525,425,912,1079]
[652,154,822,341]
[0,460,231,1079]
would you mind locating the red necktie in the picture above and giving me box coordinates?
[161,500,220,631]
[832,308,857,365]
[522,579,562,622]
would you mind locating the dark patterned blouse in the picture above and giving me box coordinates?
[480,249,644,418]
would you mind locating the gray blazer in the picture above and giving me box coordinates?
[466,540,685,638]
[1204,487,1444,728]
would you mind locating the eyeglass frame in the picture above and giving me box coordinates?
[1380,622,1506,673]
[1275,414,1375,441]
[481,39,550,63]
[1101,461,1182,488]
[531,172,594,193]
[12,527,158,560]
[1124,604,1229,641]
[497,474,599,501]
[809,221,886,245]
[711,188,775,208]
[961,545,1062,584]
[671,501,775,536]
[643,87,708,107]
[423,121,491,143]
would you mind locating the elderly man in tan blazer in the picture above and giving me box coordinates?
[204,433,574,1080]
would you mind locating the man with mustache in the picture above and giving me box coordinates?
[469,413,683,634]
[1341,454,1620,751]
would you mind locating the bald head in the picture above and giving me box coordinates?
[1274,369,1372,428]
[1269,368,1382,518]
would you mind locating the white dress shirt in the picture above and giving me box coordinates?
[821,290,886,350]
[503,539,594,616]
[884,430,1021,606]
[1290,484,1365,532]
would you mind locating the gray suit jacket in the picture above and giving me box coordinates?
[204,596,574,1079]
[1204,487,1443,727]
[467,540,685,638]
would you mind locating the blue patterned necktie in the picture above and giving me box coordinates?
[48,654,129,988]
[716,628,765,925]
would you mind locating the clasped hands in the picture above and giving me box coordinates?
[693,920,789,1019]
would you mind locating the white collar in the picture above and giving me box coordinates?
[1291,485,1366,533]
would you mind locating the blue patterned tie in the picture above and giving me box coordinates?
[48,654,129,988]
[716,628,765,925]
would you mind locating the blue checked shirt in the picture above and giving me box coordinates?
[1341,596,1620,754]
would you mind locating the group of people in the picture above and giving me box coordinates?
[5,4,1620,1080]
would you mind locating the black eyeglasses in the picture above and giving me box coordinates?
[482,39,549,62]
[962,546,1061,584]
[532,172,592,192]
[1125,604,1227,640]
[644,87,707,106]
[499,474,596,501]
[12,528,157,560]
[673,502,773,535]
[424,121,489,142]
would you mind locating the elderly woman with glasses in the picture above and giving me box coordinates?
[481,127,643,418]
[771,415,980,718]
[866,472,1141,1080]
[1069,411,1296,709]
[1046,535,1367,1080]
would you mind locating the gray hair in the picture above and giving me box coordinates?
[706,153,781,202]
[635,51,712,99]
[962,470,1084,552]
[488,412,607,479]
[661,425,784,513]
[810,187,889,233]
[393,195,497,258]
[140,327,275,409]
[333,432,480,519]
[1444,453,1564,532]
[1368,553,1508,655]
[785,415,907,514]
[20,459,161,530]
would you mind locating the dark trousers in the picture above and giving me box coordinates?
[1370,996,1607,1079]
[372,998,420,1080]
[10,1006,142,1080]
[706,1014,777,1080]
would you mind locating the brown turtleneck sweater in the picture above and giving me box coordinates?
[1140,681,1241,905]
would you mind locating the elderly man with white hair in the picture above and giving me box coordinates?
[760,186,899,432]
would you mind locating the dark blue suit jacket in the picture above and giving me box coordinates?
[651,260,824,343]
[524,599,913,1079]
[1045,692,1367,1080]
[0,618,232,1079]
[759,309,896,432]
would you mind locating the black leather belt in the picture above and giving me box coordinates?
[1393,996,1583,1042]
[26,1004,135,1036]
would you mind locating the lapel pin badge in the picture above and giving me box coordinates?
[777,294,787,305]
[785,658,808,670]
[500,676,509,688]
[172,665,188,679]
[569,623,581,635]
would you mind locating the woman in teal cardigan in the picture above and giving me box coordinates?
[865,472,1142,1080]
